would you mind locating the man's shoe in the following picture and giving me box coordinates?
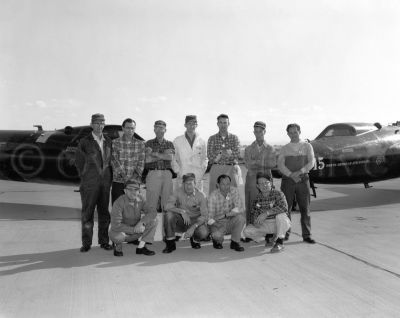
[100,243,113,250]
[271,242,284,253]
[230,241,244,252]
[175,235,182,242]
[113,243,123,257]
[127,239,140,245]
[136,246,155,256]
[240,237,253,243]
[303,237,316,244]
[212,240,223,249]
[80,245,91,253]
[284,232,290,241]
[190,237,201,249]
[162,240,176,253]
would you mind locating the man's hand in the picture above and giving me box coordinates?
[207,218,216,225]
[289,171,302,183]
[181,211,191,226]
[184,225,196,239]
[255,213,268,225]
[133,222,145,234]
[145,147,153,155]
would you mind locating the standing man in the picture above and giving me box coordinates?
[109,180,157,257]
[111,118,145,204]
[162,173,209,253]
[207,114,241,194]
[145,120,175,217]
[208,174,246,252]
[278,123,316,244]
[75,113,113,252]
[172,115,208,192]
[243,173,291,253]
[244,121,276,228]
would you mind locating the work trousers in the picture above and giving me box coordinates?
[243,213,291,242]
[210,214,246,243]
[109,218,158,244]
[80,177,111,247]
[164,211,208,241]
[146,170,173,214]
[280,176,312,238]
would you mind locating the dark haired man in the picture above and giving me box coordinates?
[243,172,291,253]
[278,123,316,244]
[75,113,113,252]
[208,174,245,252]
[111,118,145,204]
[207,114,241,194]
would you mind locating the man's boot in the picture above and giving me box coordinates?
[162,239,176,254]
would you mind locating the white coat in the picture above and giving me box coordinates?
[172,133,208,191]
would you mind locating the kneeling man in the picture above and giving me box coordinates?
[208,174,246,252]
[109,180,157,256]
[163,173,209,253]
[243,172,291,253]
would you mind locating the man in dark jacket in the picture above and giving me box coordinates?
[75,113,113,252]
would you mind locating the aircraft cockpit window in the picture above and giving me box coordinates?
[322,127,355,137]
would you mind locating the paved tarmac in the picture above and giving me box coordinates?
[0,178,400,318]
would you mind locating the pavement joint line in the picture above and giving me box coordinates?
[291,232,400,279]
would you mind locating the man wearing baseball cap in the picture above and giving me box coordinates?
[163,173,209,253]
[243,121,276,242]
[172,115,208,192]
[75,113,113,253]
[144,120,175,218]
[109,180,157,256]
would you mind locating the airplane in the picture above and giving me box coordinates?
[0,124,144,183]
[272,121,400,197]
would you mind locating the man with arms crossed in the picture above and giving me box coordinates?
[145,120,175,216]
[162,173,209,253]
[278,123,316,244]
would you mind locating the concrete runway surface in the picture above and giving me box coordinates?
[0,178,400,318]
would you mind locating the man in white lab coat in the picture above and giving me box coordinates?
[172,115,208,192]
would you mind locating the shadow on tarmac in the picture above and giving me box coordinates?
[0,240,304,277]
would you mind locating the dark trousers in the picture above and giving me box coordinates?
[111,181,125,205]
[280,176,312,238]
[80,179,111,247]
[164,211,208,241]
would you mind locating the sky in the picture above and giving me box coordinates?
[1,0,399,145]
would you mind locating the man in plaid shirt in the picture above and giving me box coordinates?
[208,174,246,252]
[243,172,291,253]
[111,118,145,204]
[207,114,241,194]
[144,120,175,217]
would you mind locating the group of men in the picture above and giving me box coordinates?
[75,112,316,257]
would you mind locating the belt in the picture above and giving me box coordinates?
[147,167,169,171]
[213,163,236,166]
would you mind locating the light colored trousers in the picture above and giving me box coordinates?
[145,170,173,213]
[243,213,291,242]
[109,218,158,244]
